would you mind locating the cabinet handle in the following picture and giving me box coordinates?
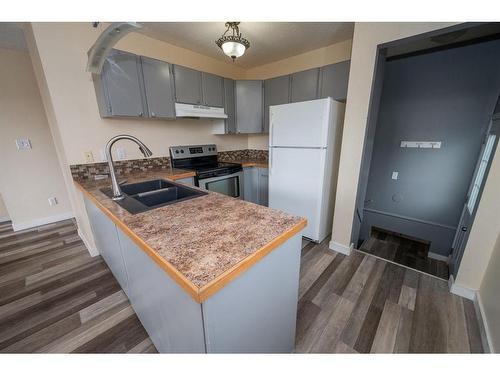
[151,112,156,117]
[139,112,143,117]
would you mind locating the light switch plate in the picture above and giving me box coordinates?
[48,197,58,206]
[16,138,32,150]
[392,171,399,180]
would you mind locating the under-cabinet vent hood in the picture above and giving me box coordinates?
[175,103,228,119]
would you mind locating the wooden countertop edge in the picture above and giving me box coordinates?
[239,162,268,168]
[75,179,306,304]
[167,171,197,180]
[197,218,307,301]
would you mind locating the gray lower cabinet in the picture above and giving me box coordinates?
[173,65,203,105]
[319,60,350,101]
[202,72,224,107]
[83,195,301,353]
[94,49,147,118]
[290,68,320,103]
[223,78,236,134]
[243,167,268,206]
[264,75,291,133]
[140,56,176,119]
[235,80,263,134]
[258,168,269,207]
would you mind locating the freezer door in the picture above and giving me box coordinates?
[269,98,332,148]
[269,147,326,241]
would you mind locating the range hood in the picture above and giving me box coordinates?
[175,103,228,119]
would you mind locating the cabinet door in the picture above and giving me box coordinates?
[101,49,146,117]
[223,78,236,134]
[140,56,176,119]
[173,65,202,105]
[290,68,319,103]
[264,75,290,133]
[319,61,350,101]
[258,168,269,207]
[243,167,259,203]
[235,80,263,134]
[202,72,224,107]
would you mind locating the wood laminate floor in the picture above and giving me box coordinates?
[0,219,483,353]
[0,219,156,353]
[295,237,484,353]
[359,228,449,280]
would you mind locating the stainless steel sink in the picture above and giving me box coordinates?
[100,179,207,214]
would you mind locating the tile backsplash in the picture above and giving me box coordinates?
[70,149,268,180]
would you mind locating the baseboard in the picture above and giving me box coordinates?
[474,292,494,353]
[12,212,74,232]
[448,275,476,301]
[329,240,353,256]
[428,251,449,263]
[77,228,99,257]
[0,216,10,223]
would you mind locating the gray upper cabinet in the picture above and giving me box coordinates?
[319,60,350,101]
[290,68,320,103]
[202,73,224,107]
[173,65,203,105]
[264,75,290,133]
[223,78,236,134]
[235,80,263,134]
[140,56,176,120]
[96,49,146,118]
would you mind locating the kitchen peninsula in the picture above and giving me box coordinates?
[74,169,306,353]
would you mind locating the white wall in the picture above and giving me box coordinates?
[0,193,9,222]
[0,48,72,230]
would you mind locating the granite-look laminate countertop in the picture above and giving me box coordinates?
[74,169,305,302]
[223,159,268,168]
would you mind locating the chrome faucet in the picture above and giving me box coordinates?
[105,135,153,201]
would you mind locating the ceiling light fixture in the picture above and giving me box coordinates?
[215,22,250,62]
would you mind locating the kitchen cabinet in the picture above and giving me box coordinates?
[140,56,176,119]
[173,65,203,105]
[258,168,269,207]
[243,166,268,206]
[264,75,290,133]
[202,72,224,107]
[290,68,320,103]
[94,49,147,118]
[235,80,263,134]
[223,78,236,134]
[319,60,350,101]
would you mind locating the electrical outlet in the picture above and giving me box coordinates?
[392,171,399,180]
[16,138,32,150]
[48,197,58,206]
[116,147,126,160]
[84,151,94,163]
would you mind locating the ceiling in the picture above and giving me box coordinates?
[140,22,354,69]
[0,23,27,51]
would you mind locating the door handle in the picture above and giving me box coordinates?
[461,226,467,232]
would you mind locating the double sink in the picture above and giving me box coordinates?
[100,179,207,214]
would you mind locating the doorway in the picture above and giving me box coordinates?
[352,23,500,279]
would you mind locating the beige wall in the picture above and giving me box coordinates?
[0,48,72,229]
[0,193,9,221]
[246,39,353,150]
[478,231,500,352]
[330,22,456,250]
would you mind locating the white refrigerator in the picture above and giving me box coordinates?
[269,98,345,243]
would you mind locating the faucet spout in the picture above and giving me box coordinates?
[105,135,153,201]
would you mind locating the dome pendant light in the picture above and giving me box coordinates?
[215,22,250,62]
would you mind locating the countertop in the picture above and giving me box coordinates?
[222,159,269,168]
[75,169,305,302]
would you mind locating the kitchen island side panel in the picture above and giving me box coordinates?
[116,227,206,353]
[201,233,302,353]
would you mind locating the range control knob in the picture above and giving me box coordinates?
[181,150,184,153]
[175,150,179,154]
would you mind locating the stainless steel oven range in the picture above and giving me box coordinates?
[169,144,243,199]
